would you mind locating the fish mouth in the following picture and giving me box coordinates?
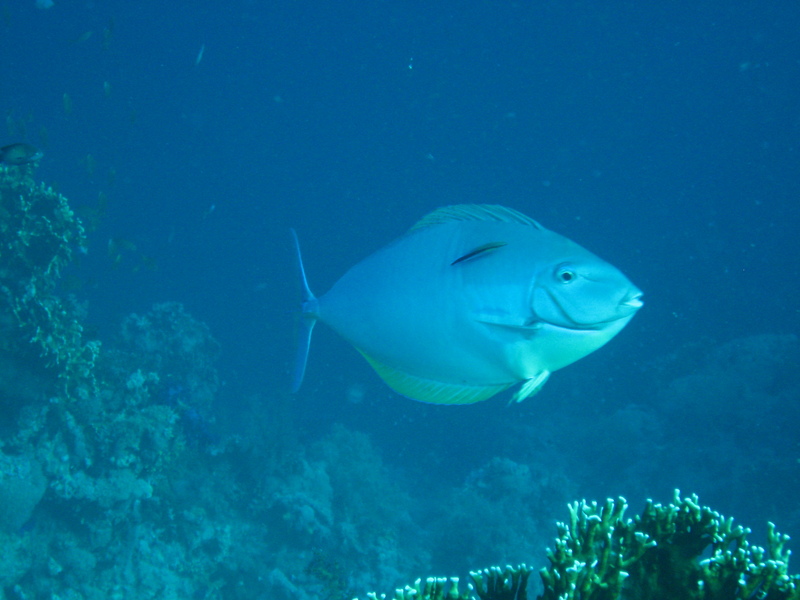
[535,287,643,331]
[622,292,644,310]
[561,293,643,330]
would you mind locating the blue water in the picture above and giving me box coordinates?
[2,0,799,596]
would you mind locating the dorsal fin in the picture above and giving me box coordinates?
[408,204,542,233]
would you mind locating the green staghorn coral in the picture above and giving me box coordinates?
[0,162,99,398]
[359,490,799,600]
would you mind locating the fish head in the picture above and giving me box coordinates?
[531,252,642,332]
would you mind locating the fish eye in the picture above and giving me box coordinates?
[555,265,577,284]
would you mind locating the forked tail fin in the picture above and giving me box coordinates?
[290,229,317,393]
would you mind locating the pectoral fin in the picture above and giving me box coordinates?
[511,371,550,403]
[450,241,508,266]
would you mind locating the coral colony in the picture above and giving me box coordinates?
[363,491,800,600]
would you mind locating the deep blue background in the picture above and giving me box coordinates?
[3,0,799,533]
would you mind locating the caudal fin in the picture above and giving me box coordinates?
[290,229,317,393]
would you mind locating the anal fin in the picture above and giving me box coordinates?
[360,352,512,405]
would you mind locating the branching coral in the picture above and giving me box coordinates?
[359,490,800,600]
[362,565,533,600]
[0,163,98,398]
[544,490,798,600]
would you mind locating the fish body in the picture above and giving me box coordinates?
[0,143,43,165]
[292,205,642,405]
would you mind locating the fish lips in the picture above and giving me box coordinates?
[621,292,644,313]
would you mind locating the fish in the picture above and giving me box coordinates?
[102,18,115,50]
[195,44,205,67]
[74,30,93,44]
[0,143,43,165]
[291,204,643,405]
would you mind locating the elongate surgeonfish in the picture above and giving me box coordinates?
[291,204,642,405]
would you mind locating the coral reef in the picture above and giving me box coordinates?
[1,166,798,600]
[251,424,426,598]
[359,491,800,600]
[0,166,243,599]
[117,301,221,413]
[0,451,46,532]
[0,163,98,399]
[431,456,572,575]
[0,172,424,598]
